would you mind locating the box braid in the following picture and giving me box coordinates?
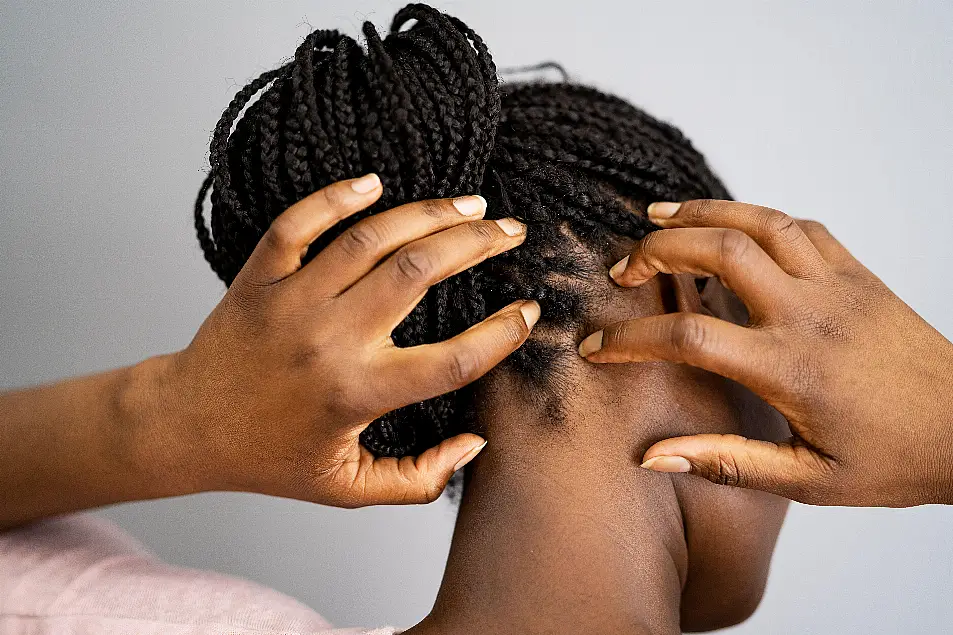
[194,3,731,457]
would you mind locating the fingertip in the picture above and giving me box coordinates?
[453,437,488,472]
[640,455,692,473]
[647,201,681,221]
[519,300,541,329]
[608,255,629,283]
[578,330,604,358]
[350,172,382,194]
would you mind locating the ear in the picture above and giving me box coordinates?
[671,273,704,313]
[700,277,750,325]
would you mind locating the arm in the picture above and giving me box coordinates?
[0,357,189,531]
[0,175,539,530]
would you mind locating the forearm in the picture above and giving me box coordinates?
[0,354,198,530]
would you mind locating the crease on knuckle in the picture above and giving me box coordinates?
[467,220,499,244]
[718,229,753,266]
[605,321,631,352]
[420,476,443,503]
[762,211,801,244]
[684,199,717,223]
[497,313,530,347]
[394,247,434,282]
[445,349,481,389]
[420,198,449,219]
[264,217,299,252]
[711,449,746,487]
[341,223,384,259]
[633,232,664,276]
[320,183,348,211]
[669,314,708,359]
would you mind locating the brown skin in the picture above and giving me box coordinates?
[408,264,787,634]
[0,175,541,529]
[581,199,953,507]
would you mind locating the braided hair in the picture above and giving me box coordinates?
[194,3,731,457]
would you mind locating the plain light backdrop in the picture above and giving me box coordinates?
[2,1,951,633]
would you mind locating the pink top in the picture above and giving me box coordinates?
[0,514,399,635]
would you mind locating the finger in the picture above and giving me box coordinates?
[609,227,792,317]
[235,174,383,287]
[371,300,539,412]
[579,313,782,391]
[340,433,487,506]
[303,194,489,295]
[795,219,864,274]
[646,200,828,279]
[345,218,527,336]
[639,433,837,504]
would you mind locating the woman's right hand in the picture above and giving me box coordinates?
[154,174,538,508]
[579,199,953,507]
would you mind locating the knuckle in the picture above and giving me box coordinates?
[718,228,754,265]
[466,220,499,244]
[420,478,444,503]
[637,229,662,256]
[797,218,828,236]
[762,210,801,242]
[669,314,709,357]
[264,216,300,251]
[320,182,348,211]
[340,222,385,259]
[445,349,481,389]
[419,198,450,219]
[683,198,719,224]
[497,313,530,346]
[604,321,630,350]
[711,451,746,488]
[394,246,435,282]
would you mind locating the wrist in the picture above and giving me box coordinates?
[116,352,211,498]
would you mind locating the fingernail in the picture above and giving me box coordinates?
[578,330,604,357]
[454,440,488,472]
[608,255,629,281]
[641,456,692,473]
[351,173,381,194]
[452,195,487,216]
[647,202,681,220]
[519,300,541,329]
[495,218,526,236]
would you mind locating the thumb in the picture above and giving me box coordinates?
[357,433,487,506]
[640,433,835,502]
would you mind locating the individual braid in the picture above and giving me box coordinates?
[195,3,731,457]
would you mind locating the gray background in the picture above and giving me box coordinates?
[2,1,951,633]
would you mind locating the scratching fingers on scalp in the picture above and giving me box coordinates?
[344,218,527,335]
[236,174,383,286]
[610,227,790,317]
[640,433,836,503]
[646,200,828,279]
[304,194,489,295]
[344,433,487,506]
[580,313,778,389]
[373,300,540,412]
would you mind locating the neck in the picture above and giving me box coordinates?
[408,369,689,635]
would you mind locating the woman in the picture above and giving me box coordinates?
[2,4,951,634]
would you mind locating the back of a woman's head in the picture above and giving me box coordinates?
[195,3,731,458]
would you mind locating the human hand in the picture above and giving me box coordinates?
[578,199,953,507]
[161,175,538,507]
